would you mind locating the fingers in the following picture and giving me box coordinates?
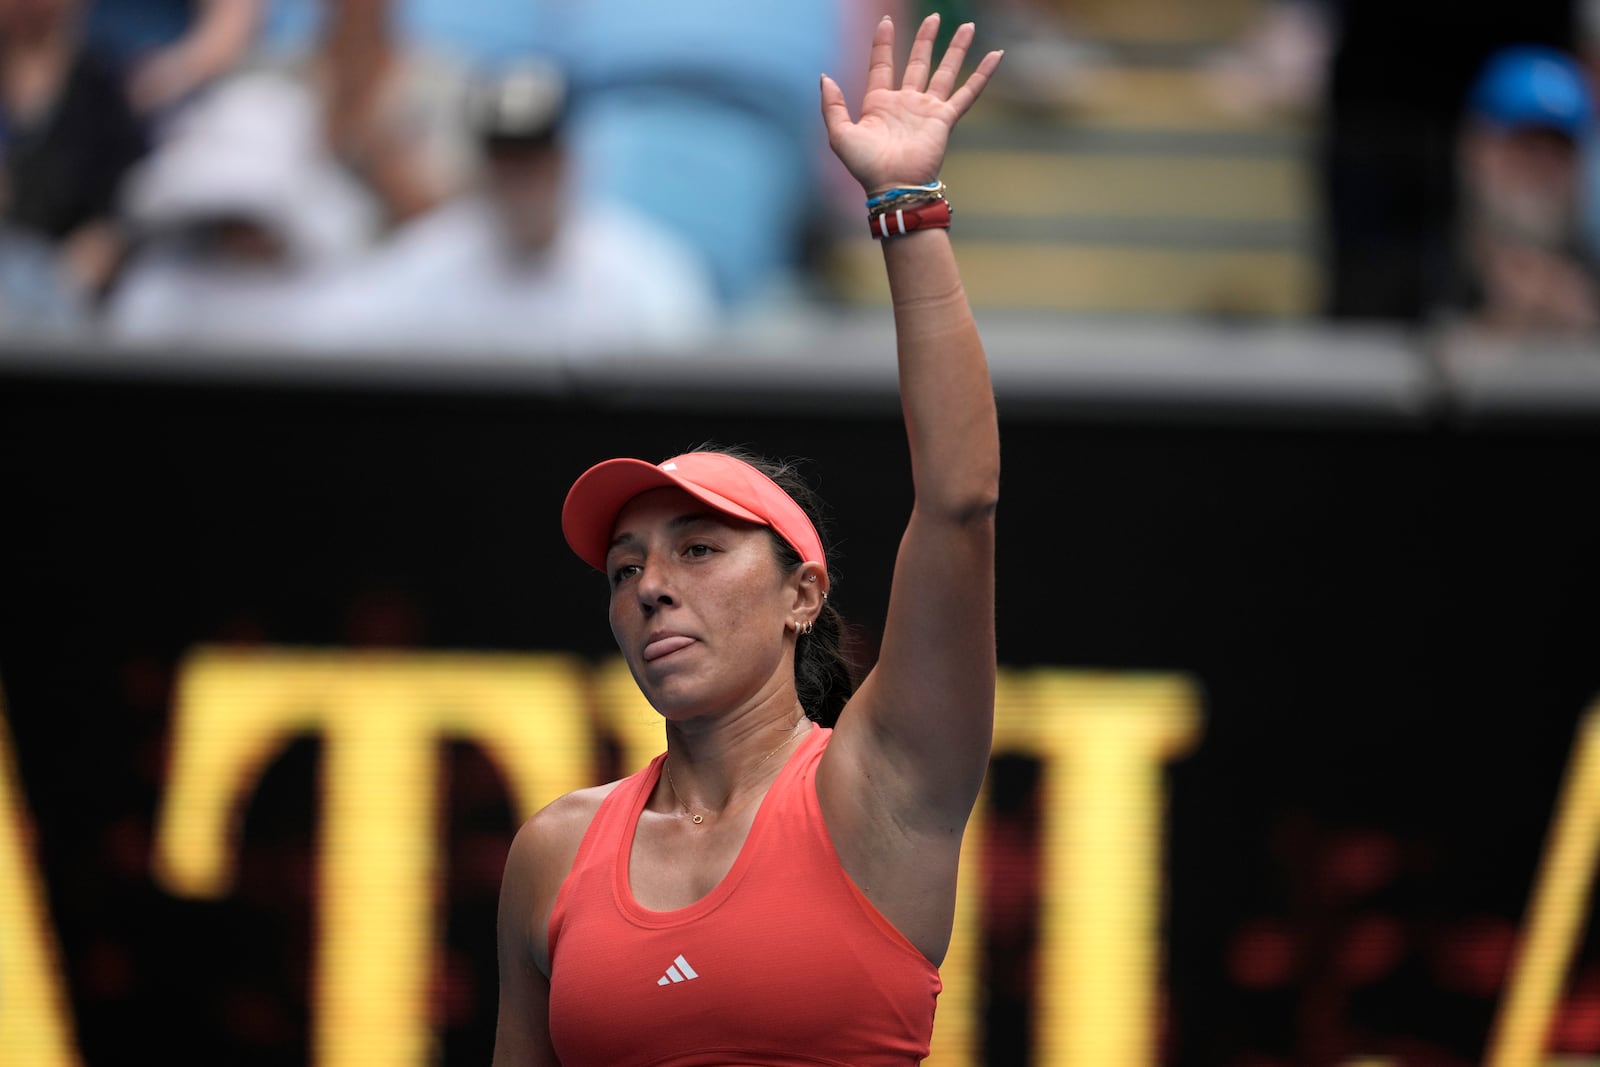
[819,73,852,141]
[946,47,1005,118]
[864,14,896,95]
[927,20,975,101]
[901,12,941,93]
[856,14,1001,118]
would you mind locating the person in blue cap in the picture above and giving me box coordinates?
[1469,44,1597,136]
[1444,43,1600,335]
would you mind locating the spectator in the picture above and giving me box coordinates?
[1441,44,1600,337]
[247,0,501,232]
[102,68,379,347]
[1201,0,1335,121]
[300,61,719,360]
[1210,0,1582,323]
[0,0,149,322]
[0,211,91,333]
[250,0,846,312]
[1324,0,1581,324]
[83,0,265,120]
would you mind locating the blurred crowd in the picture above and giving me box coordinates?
[0,0,882,358]
[3,0,1600,357]
[1205,0,1600,340]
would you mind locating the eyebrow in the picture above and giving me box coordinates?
[607,511,727,554]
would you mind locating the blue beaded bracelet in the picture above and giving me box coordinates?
[865,181,945,210]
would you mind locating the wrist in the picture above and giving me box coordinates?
[864,179,937,196]
[869,197,952,239]
[864,179,943,201]
[866,181,951,239]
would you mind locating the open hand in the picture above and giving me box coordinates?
[821,14,1004,194]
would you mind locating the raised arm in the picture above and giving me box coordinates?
[128,0,264,115]
[820,16,1002,832]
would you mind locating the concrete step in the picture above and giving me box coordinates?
[823,238,1318,316]
[920,0,1264,50]
[818,60,1325,317]
[942,142,1311,226]
[1065,0,1260,47]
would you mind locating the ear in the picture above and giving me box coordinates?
[788,562,830,625]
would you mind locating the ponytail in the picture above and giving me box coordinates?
[796,597,853,727]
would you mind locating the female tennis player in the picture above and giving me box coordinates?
[493,14,1002,1064]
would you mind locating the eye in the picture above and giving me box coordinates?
[684,543,714,559]
[610,563,641,587]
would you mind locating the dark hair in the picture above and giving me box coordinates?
[685,441,856,727]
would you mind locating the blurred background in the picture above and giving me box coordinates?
[2,0,1600,1065]
[4,0,1600,343]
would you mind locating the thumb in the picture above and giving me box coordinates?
[820,73,852,141]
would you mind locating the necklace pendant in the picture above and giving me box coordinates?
[691,814,704,824]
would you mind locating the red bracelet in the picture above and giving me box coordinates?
[868,198,952,239]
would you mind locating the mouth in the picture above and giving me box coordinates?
[642,634,696,663]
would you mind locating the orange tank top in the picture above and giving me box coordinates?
[547,726,942,1067]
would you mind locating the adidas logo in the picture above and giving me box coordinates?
[656,954,700,986]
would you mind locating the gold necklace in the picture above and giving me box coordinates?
[664,719,809,825]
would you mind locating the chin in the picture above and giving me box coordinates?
[641,685,718,723]
[625,661,700,717]
[637,674,740,727]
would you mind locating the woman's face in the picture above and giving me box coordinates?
[605,487,799,721]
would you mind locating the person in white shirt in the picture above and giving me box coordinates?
[103,69,380,350]
[304,60,721,361]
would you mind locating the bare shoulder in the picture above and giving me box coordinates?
[507,781,624,890]
[501,779,627,977]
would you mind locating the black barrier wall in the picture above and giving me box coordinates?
[2,342,1599,1066]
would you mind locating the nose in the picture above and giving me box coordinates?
[634,556,675,615]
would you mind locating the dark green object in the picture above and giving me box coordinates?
[916,0,980,55]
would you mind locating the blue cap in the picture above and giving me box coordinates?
[1468,45,1596,136]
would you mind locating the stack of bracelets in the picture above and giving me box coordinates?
[867,180,952,239]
